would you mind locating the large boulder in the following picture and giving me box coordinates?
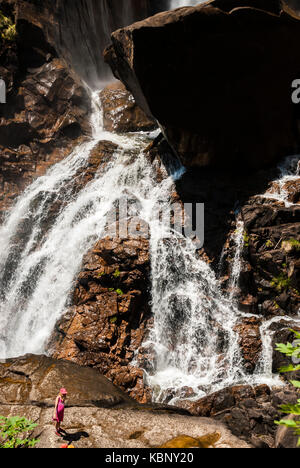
[0,354,131,407]
[105,0,300,170]
[0,355,250,448]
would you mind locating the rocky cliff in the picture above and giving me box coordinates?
[0,0,91,218]
[0,0,299,450]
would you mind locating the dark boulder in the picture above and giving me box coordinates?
[105,0,300,170]
[177,383,299,447]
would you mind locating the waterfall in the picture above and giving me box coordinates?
[259,155,300,208]
[52,0,204,88]
[227,220,245,303]
[0,83,299,400]
[53,0,170,88]
[144,232,245,402]
[170,0,202,8]
[0,93,158,358]
[251,154,300,386]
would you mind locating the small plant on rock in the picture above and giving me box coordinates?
[0,11,16,43]
[113,269,121,278]
[275,330,300,447]
[265,239,274,249]
[243,231,250,248]
[282,239,300,253]
[0,415,39,448]
[270,273,291,293]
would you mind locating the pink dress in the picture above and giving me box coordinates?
[56,397,65,422]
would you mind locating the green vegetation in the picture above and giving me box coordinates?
[243,231,250,248]
[0,10,16,43]
[282,239,300,252]
[110,316,117,324]
[108,287,124,296]
[113,269,121,278]
[275,330,300,447]
[274,301,280,310]
[270,273,292,293]
[265,239,274,249]
[0,416,39,448]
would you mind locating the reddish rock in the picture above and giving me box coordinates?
[100,81,156,133]
[50,235,152,403]
[234,317,262,372]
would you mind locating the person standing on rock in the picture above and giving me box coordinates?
[53,388,68,436]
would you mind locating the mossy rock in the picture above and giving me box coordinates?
[159,432,221,449]
[0,10,16,43]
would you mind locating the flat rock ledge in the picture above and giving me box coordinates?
[0,355,250,448]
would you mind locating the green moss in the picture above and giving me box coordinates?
[265,239,274,249]
[108,287,123,296]
[113,269,121,278]
[270,273,292,293]
[243,231,250,248]
[0,11,16,42]
[109,316,117,324]
[282,238,300,252]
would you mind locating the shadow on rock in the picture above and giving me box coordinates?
[61,430,89,444]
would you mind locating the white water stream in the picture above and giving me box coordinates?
[170,0,202,7]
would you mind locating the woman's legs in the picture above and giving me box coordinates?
[55,420,61,433]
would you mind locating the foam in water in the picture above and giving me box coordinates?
[259,155,300,207]
[227,219,245,303]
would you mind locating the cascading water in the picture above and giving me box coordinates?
[170,0,202,8]
[54,0,170,87]
[0,88,299,401]
[52,0,205,87]
[0,93,160,358]
[259,155,300,208]
[143,154,300,403]
[227,219,245,303]
[144,231,246,402]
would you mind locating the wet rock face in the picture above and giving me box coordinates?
[105,0,300,170]
[177,384,299,448]
[100,81,157,133]
[50,235,152,403]
[239,200,300,318]
[52,0,170,88]
[0,0,91,218]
